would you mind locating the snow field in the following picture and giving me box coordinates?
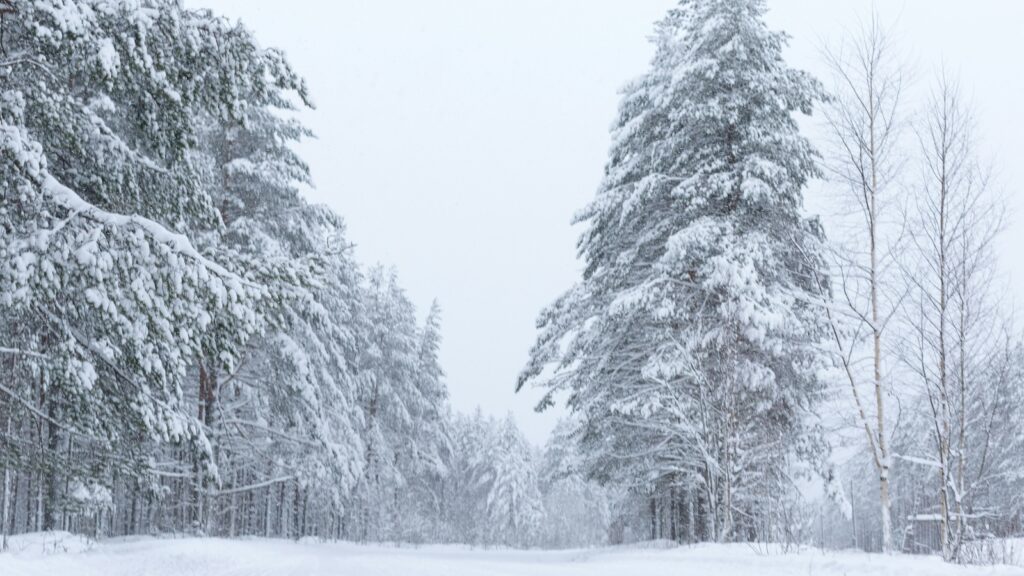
[3,534,1024,576]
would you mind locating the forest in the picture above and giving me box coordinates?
[1,0,1023,569]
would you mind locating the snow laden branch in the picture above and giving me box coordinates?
[0,347,48,360]
[41,174,258,290]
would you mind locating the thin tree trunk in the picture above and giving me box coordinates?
[44,395,59,531]
[229,469,238,538]
[649,496,657,541]
[264,484,273,538]
[1,410,11,552]
[687,492,695,543]
[670,486,678,542]
[954,300,968,558]
[952,244,972,560]
[279,481,288,539]
[35,474,43,532]
[871,157,894,555]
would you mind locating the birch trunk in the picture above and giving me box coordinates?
[823,15,904,553]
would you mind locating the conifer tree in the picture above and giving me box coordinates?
[519,0,830,542]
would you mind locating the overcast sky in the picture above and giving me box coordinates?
[189,0,1024,445]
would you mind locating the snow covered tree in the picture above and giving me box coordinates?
[538,418,610,548]
[0,0,288,533]
[348,267,421,541]
[394,301,452,542]
[441,409,490,544]
[0,0,372,541]
[437,411,546,548]
[519,0,830,543]
[174,23,367,536]
[474,414,544,548]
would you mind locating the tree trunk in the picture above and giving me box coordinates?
[35,474,43,532]
[872,190,894,555]
[278,481,288,539]
[197,362,218,536]
[293,483,302,540]
[669,486,678,542]
[44,396,59,531]
[229,469,238,538]
[649,496,657,541]
[686,492,695,543]
[1,411,11,552]
[264,484,273,538]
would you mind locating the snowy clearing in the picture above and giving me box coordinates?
[2,534,1024,576]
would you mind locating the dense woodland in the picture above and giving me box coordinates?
[1,0,1023,565]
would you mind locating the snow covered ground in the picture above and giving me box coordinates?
[3,534,1024,576]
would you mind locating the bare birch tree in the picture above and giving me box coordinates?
[822,14,907,554]
[901,72,1003,562]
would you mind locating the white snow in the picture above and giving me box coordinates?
[2,537,1023,576]
[894,453,944,469]
[2,532,95,557]
[42,174,248,286]
[96,38,120,76]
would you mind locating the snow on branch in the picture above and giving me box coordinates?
[0,346,49,359]
[42,174,256,288]
[210,476,295,497]
[893,453,942,469]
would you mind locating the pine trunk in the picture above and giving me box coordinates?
[1,416,10,552]
[649,496,657,541]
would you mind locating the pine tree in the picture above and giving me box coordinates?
[519,0,830,543]
[0,1,285,532]
[476,415,545,548]
[349,267,421,541]
[444,410,490,544]
[0,0,368,539]
[538,418,610,548]
[179,29,367,535]
[396,301,452,541]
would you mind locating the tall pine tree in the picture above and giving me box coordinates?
[519,0,830,543]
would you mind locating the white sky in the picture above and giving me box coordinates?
[190,0,1024,445]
